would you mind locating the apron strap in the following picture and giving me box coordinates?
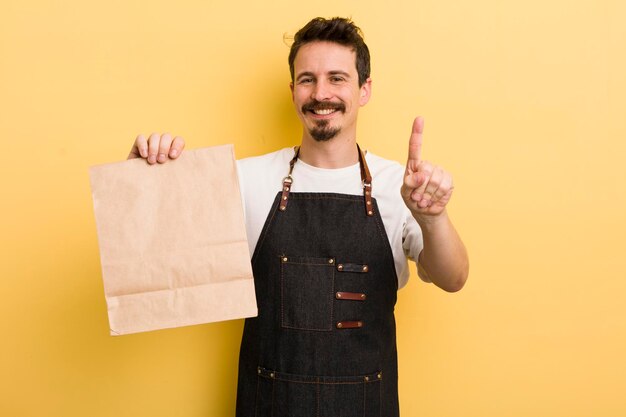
[279,146,300,212]
[279,145,374,216]
[357,144,374,217]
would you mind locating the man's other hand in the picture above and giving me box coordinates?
[127,133,185,164]
[400,117,454,221]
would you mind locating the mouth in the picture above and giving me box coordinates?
[302,101,345,117]
[311,108,337,115]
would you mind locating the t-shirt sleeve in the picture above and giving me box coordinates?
[401,209,429,282]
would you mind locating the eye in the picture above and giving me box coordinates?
[330,76,346,83]
[298,77,313,84]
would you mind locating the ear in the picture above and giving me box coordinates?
[289,82,294,101]
[359,77,372,106]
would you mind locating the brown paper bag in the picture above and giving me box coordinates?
[89,144,257,335]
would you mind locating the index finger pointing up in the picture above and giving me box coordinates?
[408,116,424,163]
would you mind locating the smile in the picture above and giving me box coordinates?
[312,108,337,115]
[302,100,346,117]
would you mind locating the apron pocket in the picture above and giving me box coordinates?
[280,255,335,331]
[256,367,382,417]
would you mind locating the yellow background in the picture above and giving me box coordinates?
[1,0,625,416]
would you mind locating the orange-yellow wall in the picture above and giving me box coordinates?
[2,1,625,416]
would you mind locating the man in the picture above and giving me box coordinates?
[129,17,468,417]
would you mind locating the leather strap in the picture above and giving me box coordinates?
[336,291,367,301]
[336,263,369,273]
[279,146,300,212]
[357,144,374,217]
[279,144,373,216]
[336,321,363,329]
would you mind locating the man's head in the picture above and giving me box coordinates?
[289,18,372,143]
[289,17,371,88]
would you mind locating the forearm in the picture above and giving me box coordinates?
[416,210,469,292]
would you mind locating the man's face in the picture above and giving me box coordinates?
[290,41,371,142]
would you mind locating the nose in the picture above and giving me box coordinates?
[311,79,332,101]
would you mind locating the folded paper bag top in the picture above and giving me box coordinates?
[89,144,257,335]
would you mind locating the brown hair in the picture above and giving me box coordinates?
[288,17,371,87]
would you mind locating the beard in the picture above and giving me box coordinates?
[302,100,345,142]
[309,119,340,142]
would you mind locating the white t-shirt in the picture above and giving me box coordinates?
[236,147,424,289]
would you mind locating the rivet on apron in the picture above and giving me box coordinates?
[368,210,373,215]
[328,258,334,264]
[377,373,382,379]
[336,292,342,299]
[362,265,369,272]
[270,372,275,378]
[337,264,344,271]
[365,376,370,381]
[282,257,288,262]
[336,322,343,329]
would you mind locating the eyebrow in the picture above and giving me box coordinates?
[295,70,352,81]
[329,71,351,78]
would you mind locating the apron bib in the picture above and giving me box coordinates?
[236,146,400,417]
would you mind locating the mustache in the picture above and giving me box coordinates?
[302,100,346,113]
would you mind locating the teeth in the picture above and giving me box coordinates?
[313,108,335,115]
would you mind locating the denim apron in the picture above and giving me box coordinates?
[236,146,400,417]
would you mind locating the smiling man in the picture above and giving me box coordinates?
[129,17,468,417]
[291,40,366,143]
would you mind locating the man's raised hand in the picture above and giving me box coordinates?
[400,117,454,219]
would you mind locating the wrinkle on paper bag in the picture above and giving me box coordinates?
[89,144,257,335]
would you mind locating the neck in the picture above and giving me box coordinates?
[298,132,359,168]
